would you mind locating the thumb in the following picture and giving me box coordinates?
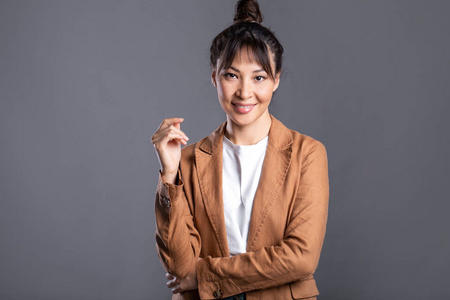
[174,118,183,130]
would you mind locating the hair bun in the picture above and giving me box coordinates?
[233,0,263,24]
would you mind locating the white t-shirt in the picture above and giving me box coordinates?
[222,135,268,256]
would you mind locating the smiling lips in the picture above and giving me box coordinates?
[232,103,257,114]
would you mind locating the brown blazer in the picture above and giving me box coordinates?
[155,115,329,300]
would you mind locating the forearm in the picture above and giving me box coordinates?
[155,172,201,278]
[196,141,329,298]
[196,217,326,298]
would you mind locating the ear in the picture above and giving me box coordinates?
[272,72,281,92]
[211,69,217,87]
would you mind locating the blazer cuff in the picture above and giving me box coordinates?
[196,257,240,299]
[156,170,184,209]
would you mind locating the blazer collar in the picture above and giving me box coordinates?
[198,115,293,155]
[195,115,293,255]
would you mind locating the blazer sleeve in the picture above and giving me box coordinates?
[196,141,329,299]
[155,170,201,278]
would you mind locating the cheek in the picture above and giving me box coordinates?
[256,86,274,103]
[217,81,233,99]
[215,82,225,98]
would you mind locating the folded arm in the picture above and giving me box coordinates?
[196,142,329,298]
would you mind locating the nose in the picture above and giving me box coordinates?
[236,79,252,100]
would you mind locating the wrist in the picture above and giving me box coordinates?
[160,170,178,185]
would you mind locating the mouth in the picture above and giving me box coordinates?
[232,103,257,114]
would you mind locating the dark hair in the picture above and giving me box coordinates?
[210,0,283,80]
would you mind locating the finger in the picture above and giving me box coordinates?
[157,132,187,146]
[165,273,174,280]
[167,133,187,145]
[173,121,181,130]
[169,119,184,131]
[166,277,181,288]
[160,118,184,129]
[153,125,189,145]
[167,125,189,141]
[166,279,177,289]
[172,285,182,294]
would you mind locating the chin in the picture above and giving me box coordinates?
[228,111,264,127]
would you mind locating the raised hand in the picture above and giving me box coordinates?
[151,118,189,184]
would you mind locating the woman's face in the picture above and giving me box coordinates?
[212,50,280,128]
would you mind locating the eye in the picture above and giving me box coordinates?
[224,73,237,79]
[255,76,265,81]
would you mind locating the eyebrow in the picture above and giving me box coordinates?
[229,66,266,73]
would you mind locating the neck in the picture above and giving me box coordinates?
[225,112,272,145]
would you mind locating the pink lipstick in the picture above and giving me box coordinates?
[232,103,256,114]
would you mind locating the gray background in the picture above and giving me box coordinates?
[1,0,449,299]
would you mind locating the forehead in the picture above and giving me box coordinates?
[232,49,262,66]
[229,46,275,69]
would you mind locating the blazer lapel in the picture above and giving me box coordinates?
[195,122,229,257]
[247,115,293,252]
[194,116,293,255]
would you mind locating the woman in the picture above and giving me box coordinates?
[151,1,329,299]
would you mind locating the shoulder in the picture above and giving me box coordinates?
[289,129,326,154]
[266,115,328,166]
[274,119,327,166]
[288,131,328,173]
[270,115,326,154]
